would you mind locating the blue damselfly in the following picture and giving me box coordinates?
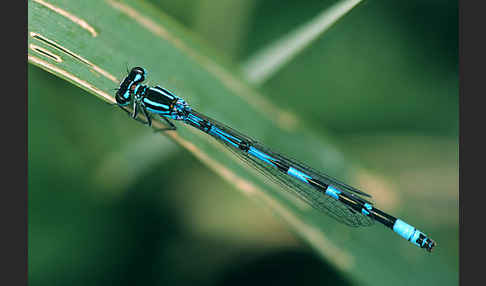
[115,67,436,252]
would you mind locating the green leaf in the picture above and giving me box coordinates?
[28,1,457,285]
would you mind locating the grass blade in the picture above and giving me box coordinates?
[241,0,363,85]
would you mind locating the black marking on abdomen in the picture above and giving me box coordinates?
[368,207,395,228]
[307,178,329,193]
[238,140,251,152]
[273,159,290,173]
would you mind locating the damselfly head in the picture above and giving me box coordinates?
[115,67,147,105]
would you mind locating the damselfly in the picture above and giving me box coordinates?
[115,67,436,252]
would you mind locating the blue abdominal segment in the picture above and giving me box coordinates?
[209,128,242,149]
[362,203,372,215]
[392,219,434,249]
[325,185,341,200]
[248,147,278,168]
[287,166,311,183]
[186,113,202,126]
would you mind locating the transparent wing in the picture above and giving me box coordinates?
[227,145,374,227]
[192,111,374,227]
[191,112,372,200]
[253,141,373,204]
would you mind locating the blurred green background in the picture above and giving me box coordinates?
[28,0,458,285]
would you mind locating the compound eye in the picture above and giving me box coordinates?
[131,66,146,75]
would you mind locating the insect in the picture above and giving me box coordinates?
[115,67,436,252]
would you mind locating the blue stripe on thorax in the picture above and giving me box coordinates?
[143,98,169,110]
[155,86,176,100]
[146,107,170,115]
[161,90,174,100]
